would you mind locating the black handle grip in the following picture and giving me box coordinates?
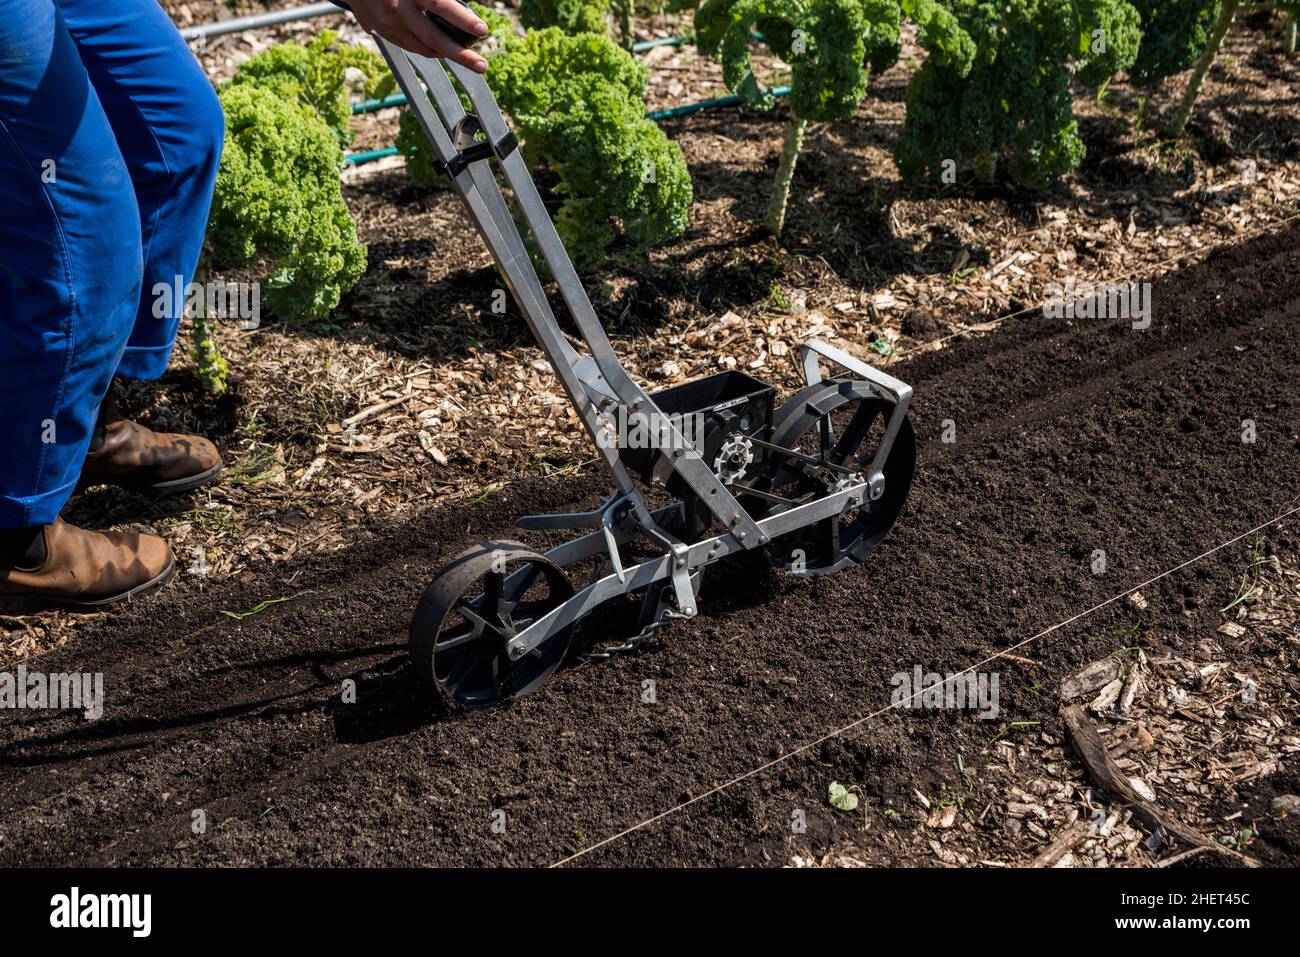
[427,8,479,49]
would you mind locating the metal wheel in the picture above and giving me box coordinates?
[410,541,575,709]
[757,378,915,575]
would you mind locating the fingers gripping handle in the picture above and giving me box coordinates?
[329,0,480,48]
[427,0,479,48]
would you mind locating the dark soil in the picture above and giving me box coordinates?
[2,216,1297,866]
[1213,768,1300,867]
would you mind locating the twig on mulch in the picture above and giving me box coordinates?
[1156,845,1216,868]
[1060,703,1258,867]
[1030,819,1088,868]
[341,391,418,429]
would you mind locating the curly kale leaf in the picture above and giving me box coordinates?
[1074,0,1143,88]
[488,22,648,111]
[698,0,906,233]
[227,30,393,147]
[902,0,976,71]
[1128,0,1219,84]
[695,0,801,69]
[699,0,901,121]
[863,0,906,72]
[490,29,690,268]
[519,0,611,35]
[209,84,366,322]
[716,0,811,112]
[789,0,874,122]
[895,41,1001,182]
[898,0,1139,189]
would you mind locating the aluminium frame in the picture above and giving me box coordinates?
[374,40,912,659]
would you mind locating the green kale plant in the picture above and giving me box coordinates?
[208,83,367,323]
[519,0,640,47]
[1128,0,1220,85]
[697,0,969,234]
[227,30,395,147]
[194,34,384,390]
[519,0,611,36]
[896,0,1141,190]
[492,28,692,267]
[397,25,693,271]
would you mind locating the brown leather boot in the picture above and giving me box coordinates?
[80,384,223,494]
[0,519,175,612]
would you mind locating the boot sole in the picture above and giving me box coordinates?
[0,555,177,614]
[77,459,224,496]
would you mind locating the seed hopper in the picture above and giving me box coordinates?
[375,20,917,709]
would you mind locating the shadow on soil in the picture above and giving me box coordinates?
[13,479,787,758]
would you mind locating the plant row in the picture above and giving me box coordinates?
[189,2,1293,390]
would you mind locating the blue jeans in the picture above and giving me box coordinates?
[0,0,223,526]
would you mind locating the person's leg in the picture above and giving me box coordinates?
[53,0,225,494]
[55,0,225,380]
[0,0,174,607]
[0,0,141,529]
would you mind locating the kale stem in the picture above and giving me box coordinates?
[765,115,807,236]
[1166,0,1241,137]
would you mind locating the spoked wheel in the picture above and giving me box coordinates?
[757,378,915,575]
[410,542,575,709]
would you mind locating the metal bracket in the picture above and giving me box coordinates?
[504,476,866,657]
[433,114,518,178]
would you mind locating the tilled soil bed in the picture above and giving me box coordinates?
[1,222,1297,867]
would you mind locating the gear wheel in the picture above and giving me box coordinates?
[712,433,755,484]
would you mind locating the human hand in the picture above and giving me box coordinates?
[346,0,489,73]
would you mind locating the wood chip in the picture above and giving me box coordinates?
[1090,677,1124,713]
[342,393,415,429]
[1060,658,1122,701]
[1119,666,1145,713]
[927,805,958,828]
[1128,777,1157,802]
[1030,819,1087,867]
